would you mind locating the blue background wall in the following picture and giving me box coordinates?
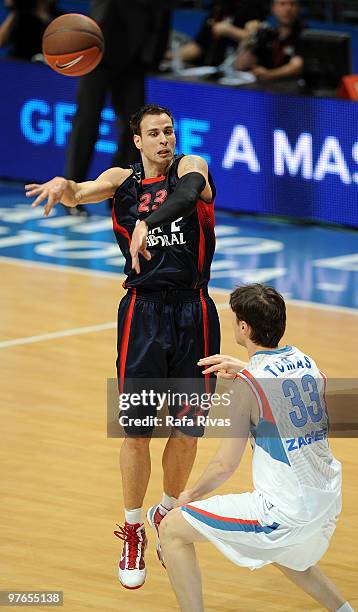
[0,58,357,227]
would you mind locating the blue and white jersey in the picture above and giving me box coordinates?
[238,345,342,526]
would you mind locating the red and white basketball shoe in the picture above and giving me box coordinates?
[114,522,147,589]
[146,504,168,568]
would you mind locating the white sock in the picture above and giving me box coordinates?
[336,603,354,612]
[125,507,143,525]
[161,493,177,511]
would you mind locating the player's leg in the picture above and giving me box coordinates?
[159,508,208,612]
[274,564,352,611]
[162,291,221,499]
[147,429,198,568]
[117,294,166,511]
[162,428,198,499]
[120,435,151,510]
[150,290,221,532]
[148,292,220,555]
[115,293,167,587]
[148,292,221,567]
[117,435,151,587]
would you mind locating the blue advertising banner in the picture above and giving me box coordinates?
[0,59,116,182]
[147,78,358,228]
[0,59,357,226]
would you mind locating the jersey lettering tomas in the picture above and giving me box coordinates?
[112,155,216,289]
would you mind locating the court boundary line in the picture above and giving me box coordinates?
[0,322,116,349]
[1,255,357,316]
[0,303,229,349]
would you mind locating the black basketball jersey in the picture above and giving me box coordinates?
[112,155,216,289]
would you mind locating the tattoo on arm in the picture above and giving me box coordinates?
[180,155,208,176]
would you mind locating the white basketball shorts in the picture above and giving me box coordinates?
[181,490,341,571]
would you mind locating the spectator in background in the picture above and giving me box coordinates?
[0,0,61,61]
[171,0,268,67]
[236,0,303,81]
[65,0,173,216]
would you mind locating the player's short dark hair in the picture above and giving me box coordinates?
[130,104,174,136]
[230,284,286,348]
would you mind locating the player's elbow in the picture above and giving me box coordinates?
[176,172,207,215]
[222,461,238,476]
[185,187,201,209]
[182,190,201,216]
[289,56,303,77]
[216,456,237,477]
[183,172,206,196]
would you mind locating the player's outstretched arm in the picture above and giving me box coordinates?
[25,167,131,216]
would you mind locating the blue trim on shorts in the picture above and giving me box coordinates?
[182,506,280,534]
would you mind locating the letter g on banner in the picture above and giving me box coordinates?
[20,99,52,144]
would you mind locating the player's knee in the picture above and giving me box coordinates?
[172,430,198,449]
[159,509,180,542]
[123,435,151,449]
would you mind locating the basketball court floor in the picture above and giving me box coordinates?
[1,182,357,610]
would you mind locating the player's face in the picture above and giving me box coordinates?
[272,0,299,25]
[134,113,176,165]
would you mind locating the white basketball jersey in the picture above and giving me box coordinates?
[238,345,342,525]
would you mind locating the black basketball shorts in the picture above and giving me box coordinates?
[116,287,221,436]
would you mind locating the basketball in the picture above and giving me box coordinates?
[42,13,104,77]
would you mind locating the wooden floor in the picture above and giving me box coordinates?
[1,259,357,611]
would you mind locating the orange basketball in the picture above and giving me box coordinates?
[42,13,104,77]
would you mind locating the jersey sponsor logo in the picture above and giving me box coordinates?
[147,232,186,247]
[146,218,187,248]
[285,427,328,451]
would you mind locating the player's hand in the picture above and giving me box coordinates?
[25,177,77,216]
[174,489,195,507]
[130,220,151,274]
[252,66,272,81]
[198,354,248,379]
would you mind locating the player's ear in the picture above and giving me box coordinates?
[242,321,250,335]
[133,134,142,150]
